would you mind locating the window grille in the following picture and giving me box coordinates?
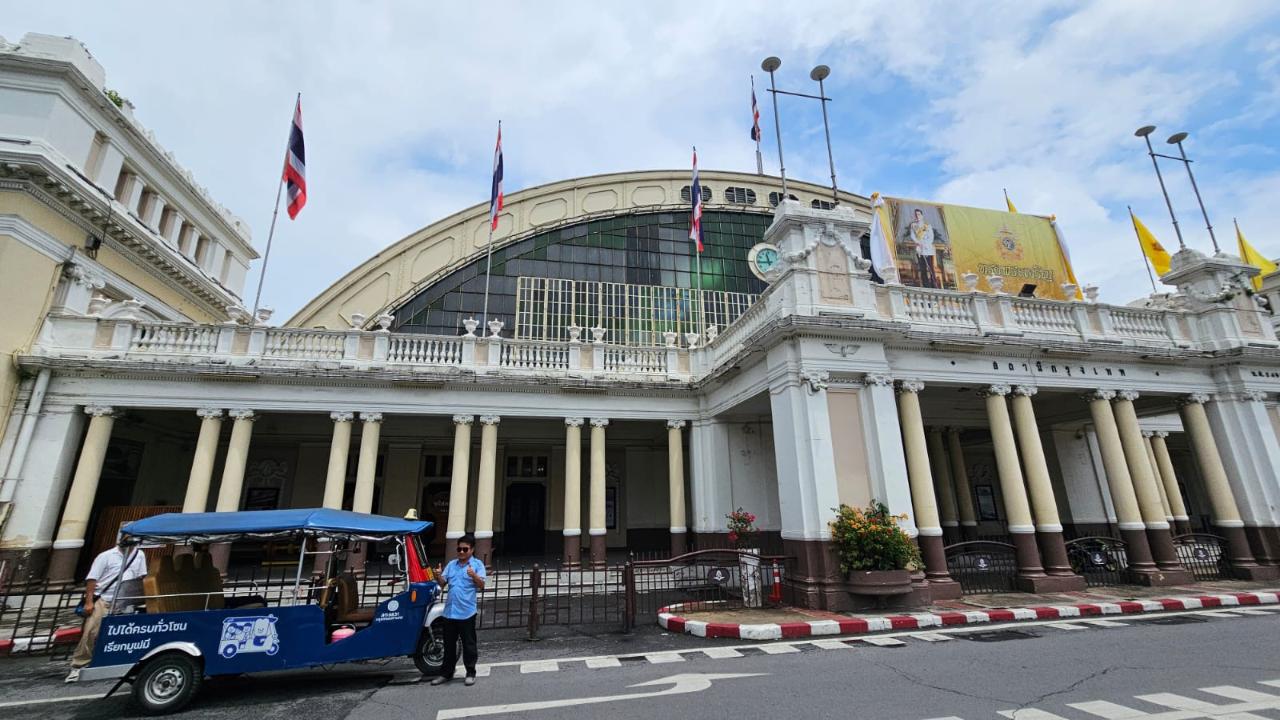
[679,185,711,203]
[724,187,757,204]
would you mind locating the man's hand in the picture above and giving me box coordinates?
[83,579,97,612]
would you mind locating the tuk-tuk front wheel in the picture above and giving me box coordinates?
[413,620,446,676]
[132,652,202,716]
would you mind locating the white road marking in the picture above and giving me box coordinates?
[1198,609,1243,617]
[473,665,491,678]
[1199,685,1280,702]
[1065,699,1149,718]
[1045,622,1089,630]
[584,657,622,669]
[1081,619,1128,628]
[434,672,765,719]
[0,693,103,709]
[860,636,906,647]
[913,632,952,642]
[810,639,853,650]
[643,652,686,664]
[758,643,799,654]
[1231,608,1275,615]
[998,709,1071,719]
[519,660,558,673]
[702,647,744,659]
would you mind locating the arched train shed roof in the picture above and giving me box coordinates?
[287,169,869,330]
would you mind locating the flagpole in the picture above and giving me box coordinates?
[481,120,500,334]
[250,92,298,324]
[1003,188,1010,211]
[1129,206,1158,294]
[751,75,763,175]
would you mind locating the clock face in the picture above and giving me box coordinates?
[748,243,780,281]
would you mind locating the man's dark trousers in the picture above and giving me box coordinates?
[441,615,478,678]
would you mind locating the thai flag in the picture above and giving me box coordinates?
[750,81,761,142]
[489,123,504,231]
[283,97,306,220]
[689,147,703,253]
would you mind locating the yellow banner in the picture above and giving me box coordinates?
[881,197,1075,300]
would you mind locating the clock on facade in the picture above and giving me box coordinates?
[748,243,780,281]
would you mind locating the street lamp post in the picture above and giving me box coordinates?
[1166,132,1220,253]
[1134,125,1186,251]
[761,57,841,205]
[761,57,787,198]
[810,65,839,206]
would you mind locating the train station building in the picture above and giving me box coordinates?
[4,33,1280,607]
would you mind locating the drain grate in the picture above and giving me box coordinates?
[961,629,1039,642]
[1144,614,1207,625]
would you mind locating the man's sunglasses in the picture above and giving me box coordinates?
[457,546,472,553]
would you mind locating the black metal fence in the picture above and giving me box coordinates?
[1173,533,1229,581]
[1065,536,1132,588]
[0,579,81,657]
[945,541,1019,594]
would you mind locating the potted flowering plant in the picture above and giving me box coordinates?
[829,502,920,604]
[726,508,763,608]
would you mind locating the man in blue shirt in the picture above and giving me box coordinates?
[430,534,486,686]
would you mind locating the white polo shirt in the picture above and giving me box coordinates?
[87,546,147,604]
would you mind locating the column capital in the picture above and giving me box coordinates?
[1012,385,1038,398]
[1178,392,1212,406]
[666,419,688,430]
[1154,430,1170,438]
[360,412,383,424]
[1083,389,1116,402]
[452,414,475,425]
[479,414,501,426]
[1115,390,1140,402]
[979,384,1011,398]
[564,417,585,428]
[801,370,830,393]
[862,372,894,387]
[896,379,926,394]
[196,408,224,420]
[590,417,610,428]
[84,404,116,417]
[228,409,257,421]
[330,411,354,423]
[1240,389,1269,403]
[1142,430,1155,438]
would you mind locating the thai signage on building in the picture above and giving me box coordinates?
[876,197,1075,300]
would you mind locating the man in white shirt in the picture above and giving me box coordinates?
[66,532,147,682]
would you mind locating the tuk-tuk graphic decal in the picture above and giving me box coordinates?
[219,615,281,658]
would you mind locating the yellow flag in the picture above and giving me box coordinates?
[1130,211,1171,276]
[1236,220,1277,291]
[1004,189,1017,214]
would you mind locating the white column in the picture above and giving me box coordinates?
[51,406,116,554]
[689,419,732,535]
[1143,431,1174,521]
[1150,431,1190,527]
[473,415,500,562]
[214,410,257,512]
[322,412,354,509]
[768,370,840,542]
[182,408,223,513]
[351,413,382,514]
[667,419,688,555]
[859,374,915,534]
[588,417,609,567]
[0,403,84,557]
[445,415,474,545]
[562,417,584,565]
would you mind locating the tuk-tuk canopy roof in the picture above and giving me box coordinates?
[122,508,433,543]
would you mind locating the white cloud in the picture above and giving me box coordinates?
[5,0,1278,317]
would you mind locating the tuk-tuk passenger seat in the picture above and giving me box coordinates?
[333,573,375,625]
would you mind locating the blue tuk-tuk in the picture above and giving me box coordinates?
[77,508,449,715]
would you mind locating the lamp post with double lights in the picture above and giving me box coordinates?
[760,56,840,205]
[1165,131,1220,253]
[1134,125,1186,251]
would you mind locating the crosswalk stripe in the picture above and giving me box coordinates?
[519,660,558,673]
[1045,622,1089,630]
[1133,692,1236,712]
[860,636,906,647]
[474,664,491,678]
[583,657,622,669]
[913,632,952,642]
[1198,685,1280,702]
[998,708,1072,718]
[1260,679,1280,689]
[759,644,799,655]
[702,647,744,659]
[1232,608,1275,616]
[1066,700,1149,718]
[1198,609,1243,617]
[644,652,686,664]
[1082,619,1128,628]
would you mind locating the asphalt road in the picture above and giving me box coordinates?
[3,609,1279,719]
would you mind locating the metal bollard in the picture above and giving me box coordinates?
[527,564,541,641]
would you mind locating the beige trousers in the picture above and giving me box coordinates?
[70,599,108,669]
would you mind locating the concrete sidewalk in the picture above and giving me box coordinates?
[658,579,1280,640]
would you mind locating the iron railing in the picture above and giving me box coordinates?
[945,541,1019,595]
[1065,536,1132,587]
[1173,533,1229,581]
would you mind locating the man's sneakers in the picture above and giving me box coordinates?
[431,674,476,687]
[64,668,81,683]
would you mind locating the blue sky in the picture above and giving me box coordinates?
[6,1,1279,318]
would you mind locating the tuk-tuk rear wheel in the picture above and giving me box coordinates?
[132,653,202,716]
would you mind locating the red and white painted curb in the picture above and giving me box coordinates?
[657,590,1280,641]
